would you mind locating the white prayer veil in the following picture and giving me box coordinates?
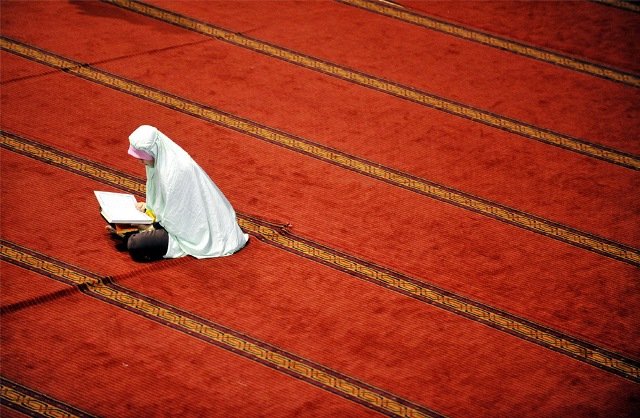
[129,125,248,258]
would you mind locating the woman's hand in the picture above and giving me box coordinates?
[135,202,146,212]
[134,224,154,232]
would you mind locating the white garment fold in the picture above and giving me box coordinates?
[129,125,248,258]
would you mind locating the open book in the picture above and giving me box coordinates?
[94,191,153,224]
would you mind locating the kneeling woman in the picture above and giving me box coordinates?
[114,125,248,261]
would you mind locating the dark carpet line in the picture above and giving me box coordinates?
[1,38,213,86]
[1,286,81,316]
[591,0,640,13]
[1,41,638,266]
[1,130,638,383]
[0,256,192,315]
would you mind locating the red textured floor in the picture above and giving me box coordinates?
[1,1,639,417]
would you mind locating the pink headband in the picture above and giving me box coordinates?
[128,145,154,161]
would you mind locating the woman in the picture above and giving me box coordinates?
[115,125,248,261]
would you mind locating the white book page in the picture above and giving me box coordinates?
[94,191,152,224]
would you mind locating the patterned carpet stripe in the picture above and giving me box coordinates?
[2,130,638,383]
[101,0,640,170]
[339,0,640,87]
[0,242,442,418]
[1,40,638,267]
[0,133,145,194]
[1,376,97,418]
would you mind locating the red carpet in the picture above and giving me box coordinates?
[1,1,639,417]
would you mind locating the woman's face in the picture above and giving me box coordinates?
[139,158,155,167]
